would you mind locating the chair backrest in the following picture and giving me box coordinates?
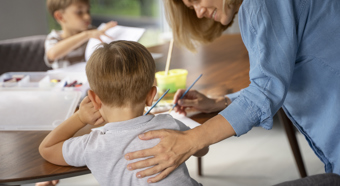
[0,35,51,75]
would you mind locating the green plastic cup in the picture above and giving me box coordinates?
[155,69,188,94]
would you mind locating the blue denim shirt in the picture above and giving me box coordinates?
[219,0,340,174]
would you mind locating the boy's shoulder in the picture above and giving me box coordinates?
[46,29,62,41]
[152,114,190,131]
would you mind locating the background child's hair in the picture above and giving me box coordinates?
[163,0,242,52]
[46,0,90,16]
[86,41,156,107]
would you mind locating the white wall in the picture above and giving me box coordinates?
[223,14,240,34]
[0,0,48,40]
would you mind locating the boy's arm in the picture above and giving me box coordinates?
[39,97,104,166]
[39,113,87,165]
[46,21,117,62]
[46,31,90,62]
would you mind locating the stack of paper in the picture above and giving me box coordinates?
[85,24,146,61]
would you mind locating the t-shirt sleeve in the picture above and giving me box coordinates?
[62,134,90,167]
[219,0,298,136]
[174,119,191,131]
[44,32,59,67]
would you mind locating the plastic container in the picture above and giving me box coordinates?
[155,69,188,94]
[0,90,81,130]
[0,71,89,131]
[0,72,89,98]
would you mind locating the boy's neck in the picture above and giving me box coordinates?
[60,26,80,39]
[101,102,146,123]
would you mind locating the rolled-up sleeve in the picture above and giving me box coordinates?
[220,0,298,136]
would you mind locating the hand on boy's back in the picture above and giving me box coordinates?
[87,21,117,42]
[77,96,105,126]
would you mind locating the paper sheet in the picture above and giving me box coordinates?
[85,24,146,61]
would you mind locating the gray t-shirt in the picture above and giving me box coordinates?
[63,114,202,186]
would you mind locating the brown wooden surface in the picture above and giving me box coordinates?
[0,34,250,185]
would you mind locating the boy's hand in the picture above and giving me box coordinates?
[77,96,105,126]
[87,21,117,42]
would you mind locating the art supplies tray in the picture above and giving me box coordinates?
[0,90,81,131]
[0,72,87,131]
[0,72,88,94]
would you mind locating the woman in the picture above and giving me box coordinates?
[125,0,340,183]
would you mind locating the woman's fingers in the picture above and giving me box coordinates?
[177,98,198,107]
[125,146,156,161]
[173,89,186,104]
[127,156,159,172]
[147,167,176,183]
[139,129,167,140]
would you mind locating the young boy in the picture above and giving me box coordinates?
[39,41,208,185]
[45,0,116,69]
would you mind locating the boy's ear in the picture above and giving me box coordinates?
[145,86,157,106]
[87,90,102,110]
[54,11,63,23]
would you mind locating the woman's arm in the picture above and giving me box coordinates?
[125,114,235,183]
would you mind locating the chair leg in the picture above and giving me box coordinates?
[277,108,307,178]
[198,157,202,176]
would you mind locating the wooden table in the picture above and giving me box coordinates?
[0,34,305,185]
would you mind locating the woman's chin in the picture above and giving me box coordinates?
[219,17,233,26]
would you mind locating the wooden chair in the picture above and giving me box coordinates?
[277,108,307,178]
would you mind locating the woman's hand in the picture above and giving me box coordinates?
[173,89,225,115]
[125,129,200,183]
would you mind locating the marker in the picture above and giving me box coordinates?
[65,80,77,87]
[169,74,202,113]
[144,89,170,116]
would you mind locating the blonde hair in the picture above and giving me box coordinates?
[163,0,242,51]
[86,41,155,107]
[46,0,89,16]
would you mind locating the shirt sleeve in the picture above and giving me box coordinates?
[62,134,90,167]
[44,32,59,67]
[226,91,241,102]
[219,0,298,136]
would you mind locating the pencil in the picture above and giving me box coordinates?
[169,74,203,113]
[144,89,170,116]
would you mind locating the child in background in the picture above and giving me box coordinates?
[39,41,208,185]
[44,0,116,69]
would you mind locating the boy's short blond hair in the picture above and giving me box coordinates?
[86,41,155,107]
[46,0,89,16]
[163,0,242,52]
